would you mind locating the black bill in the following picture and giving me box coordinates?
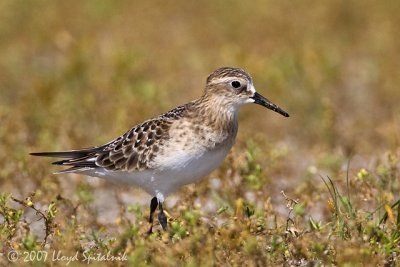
[251,92,289,117]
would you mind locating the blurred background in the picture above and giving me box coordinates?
[0,0,399,264]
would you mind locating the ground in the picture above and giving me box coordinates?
[0,1,399,266]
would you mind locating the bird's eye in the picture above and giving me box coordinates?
[231,81,241,88]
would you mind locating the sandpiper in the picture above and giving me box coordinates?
[31,67,289,231]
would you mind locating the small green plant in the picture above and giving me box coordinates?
[127,203,143,218]
[170,221,188,242]
[76,184,95,204]
[241,140,264,190]
[321,175,355,239]
[183,210,201,226]
[0,193,24,243]
[11,193,59,246]
[309,217,323,231]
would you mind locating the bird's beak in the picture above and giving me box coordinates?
[251,92,289,117]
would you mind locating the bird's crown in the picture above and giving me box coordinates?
[206,67,252,85]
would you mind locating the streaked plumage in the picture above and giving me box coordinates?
[31,67,289,231]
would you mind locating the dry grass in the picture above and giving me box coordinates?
[0,0,399,266]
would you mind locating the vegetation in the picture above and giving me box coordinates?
[0,0,399,266]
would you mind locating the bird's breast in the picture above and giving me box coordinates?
[152,139,233,186]
[152,118,236,169]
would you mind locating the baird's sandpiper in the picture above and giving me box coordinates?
[31,67,289,231]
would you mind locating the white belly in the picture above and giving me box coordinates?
[83,144,232,197]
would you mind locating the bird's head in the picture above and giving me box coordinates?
[204,67,289,117]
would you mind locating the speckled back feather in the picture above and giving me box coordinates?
[48,105,189,173]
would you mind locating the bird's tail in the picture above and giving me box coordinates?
[30,147,101,174]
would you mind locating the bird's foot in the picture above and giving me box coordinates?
[158,203,168,230]
[147,196,159,234]
[147,196,169,233]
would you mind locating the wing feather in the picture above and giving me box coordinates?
[30,104,188,173]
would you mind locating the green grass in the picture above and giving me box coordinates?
[0,0,399,266]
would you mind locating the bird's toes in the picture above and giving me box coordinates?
[158,211,168,230]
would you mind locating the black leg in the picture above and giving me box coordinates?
[158,202,168,230]
[149,197,158,223]
[147,196,158,234]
